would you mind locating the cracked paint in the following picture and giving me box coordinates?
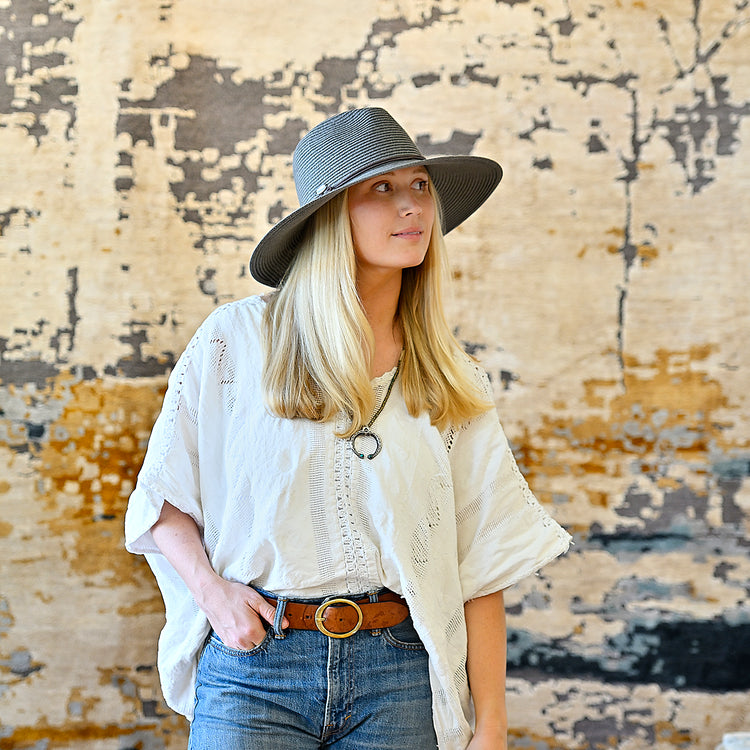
[1,0,749,748]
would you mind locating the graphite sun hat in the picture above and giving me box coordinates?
[249,107,503,287]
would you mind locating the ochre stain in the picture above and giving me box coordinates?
[0,675,188,747]
[586,490,609,507]
[117,594,164,616]
[0,597,16,633]
[31,374,166,585]
[0,721,158,749]
[654,720,693,745]
[605,226,626,256]
[516,346,743,501]
[66,686,100,721]
[657,476,682,490]
[0,651,44,683]
[507,727,570,749]
[637,243,658,265]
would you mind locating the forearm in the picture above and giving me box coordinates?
[149,500,280,648]
[150,501,222,609]
[464,589,508,747]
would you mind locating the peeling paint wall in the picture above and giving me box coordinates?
[1,1,749,748]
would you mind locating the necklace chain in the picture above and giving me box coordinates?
[366,357,401,427]
[349,354,402,460]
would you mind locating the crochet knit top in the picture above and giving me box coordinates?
[125,295,571,749]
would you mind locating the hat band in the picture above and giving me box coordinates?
[311,153,424,199]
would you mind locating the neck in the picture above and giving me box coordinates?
[357,269,403,377]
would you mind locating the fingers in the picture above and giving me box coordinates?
[246,588,289,629]
[204,583,290,649]
[218,591,288,650]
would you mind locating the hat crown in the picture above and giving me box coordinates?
[292,108,424,206]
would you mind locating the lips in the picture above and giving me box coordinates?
[392,228,423,238]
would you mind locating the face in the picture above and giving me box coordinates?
[347,166,435,280]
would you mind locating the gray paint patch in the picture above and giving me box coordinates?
[0,1,80,139]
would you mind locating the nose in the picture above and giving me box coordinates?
[397,189,422,217]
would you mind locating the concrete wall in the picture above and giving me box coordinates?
[1,1,748,747]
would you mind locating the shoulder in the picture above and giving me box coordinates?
[172,296,267,391]
[202,294,266,329]
[192,295,266,344]
[177,296,266,372]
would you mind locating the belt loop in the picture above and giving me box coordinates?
[368,590,381,636]
[272,597,288,639]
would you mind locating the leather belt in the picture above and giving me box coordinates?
[262,592,409,639]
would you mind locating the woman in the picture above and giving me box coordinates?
[125,107,570,750]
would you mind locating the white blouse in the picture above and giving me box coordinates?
[125,295,571,750]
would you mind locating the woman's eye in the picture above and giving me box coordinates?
[374,182,392,193]
[414,179,429,191]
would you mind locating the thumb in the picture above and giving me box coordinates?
[248,589,289,628]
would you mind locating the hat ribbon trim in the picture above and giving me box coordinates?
[314,153,424,197]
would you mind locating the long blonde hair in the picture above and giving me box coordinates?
[261,184,492,437]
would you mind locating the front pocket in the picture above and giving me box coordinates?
[207,627,272,657]
[383,615,426,651]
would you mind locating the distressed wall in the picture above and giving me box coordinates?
[1,1,749,748]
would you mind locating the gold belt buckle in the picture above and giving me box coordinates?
[314,598,364,639]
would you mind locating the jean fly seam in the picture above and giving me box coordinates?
[322,634,336,739]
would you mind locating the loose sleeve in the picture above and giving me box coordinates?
[124,324,207,555]
[449,370,571,602]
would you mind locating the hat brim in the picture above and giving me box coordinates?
[250,155,503,287]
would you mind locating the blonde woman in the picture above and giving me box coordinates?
[126,107,570,750]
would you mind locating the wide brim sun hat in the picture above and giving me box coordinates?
[250,106,503,287]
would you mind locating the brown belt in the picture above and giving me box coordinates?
[262,592,409,639]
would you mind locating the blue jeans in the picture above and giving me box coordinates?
[188,597,437,749]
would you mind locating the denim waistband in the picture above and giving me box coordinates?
[253,585,392,605]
